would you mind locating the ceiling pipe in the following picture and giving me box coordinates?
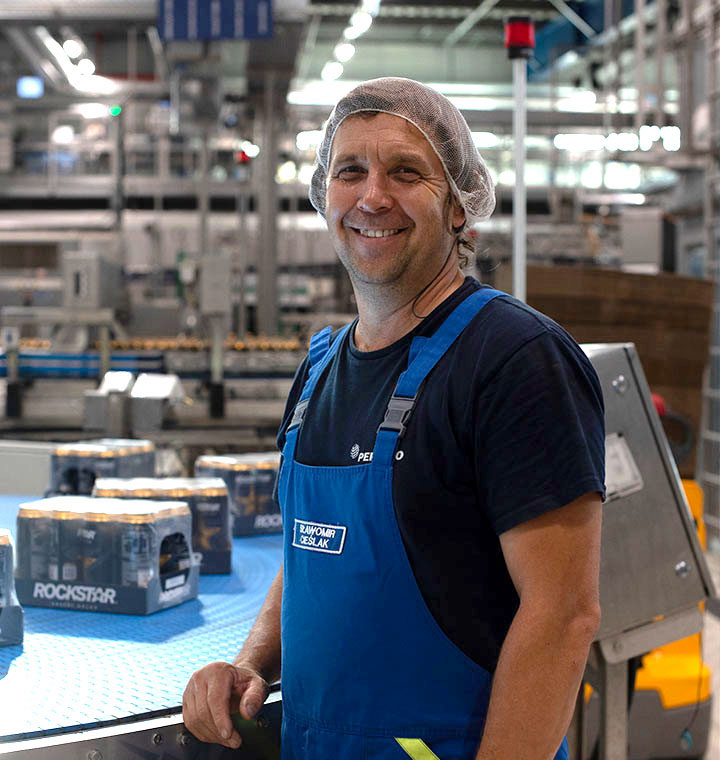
[3,27,67,91]
[546,0,597,39]
[444,0,502,47]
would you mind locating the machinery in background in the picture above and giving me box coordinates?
[572,343,716,760]
[0,689,282,760]
[130,374,188,434]
[199,255,231,418]
[0,243,128,418]
[581,478,713,759]
[83,370,135,436]
[83,371,189,436]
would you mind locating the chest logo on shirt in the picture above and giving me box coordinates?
[292,519,347,555]
[350,443,373,462]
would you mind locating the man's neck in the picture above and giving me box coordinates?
[353,268,465,352]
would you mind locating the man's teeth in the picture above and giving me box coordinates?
[358,228,400,238]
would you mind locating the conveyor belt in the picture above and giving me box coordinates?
[0,495,282,743]
[0,352,165,378]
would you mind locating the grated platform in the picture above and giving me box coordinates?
[0,495,282,743]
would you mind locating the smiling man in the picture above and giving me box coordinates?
[183,78,605,760]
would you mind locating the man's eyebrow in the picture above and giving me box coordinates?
[330,153,361,166]
[330,152,432,168]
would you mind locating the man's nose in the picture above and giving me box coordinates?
[357,170,392,213]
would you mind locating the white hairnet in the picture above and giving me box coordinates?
[309,77,496,226]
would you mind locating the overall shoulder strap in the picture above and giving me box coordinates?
[373,288,506,465]
[308,326,333,369]
[287,322,354,433]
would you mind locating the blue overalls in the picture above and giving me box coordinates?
[278,288,569,760]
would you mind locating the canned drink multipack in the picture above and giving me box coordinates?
[0,528,24,646]
[14,496,197,614]
[194,452,281,536]
[94,477,231,574]
[87,439,156,477]
[50,439,156,496]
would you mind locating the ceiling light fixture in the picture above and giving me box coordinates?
[62,39,82,59]
[77,58,96,76]
[51,125,75,145]
[360,0,381,15]
[75,103,111,120]
[334,42,355,63]
[321,61,344,81]
[349,10,373,35]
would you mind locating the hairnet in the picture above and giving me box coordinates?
[308,77,496,226]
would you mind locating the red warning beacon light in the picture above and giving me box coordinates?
[504,17,535,59]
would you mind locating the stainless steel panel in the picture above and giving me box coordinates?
[583,343,715,640]
[0,440,55,495]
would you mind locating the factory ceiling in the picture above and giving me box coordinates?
[0,0,619,100]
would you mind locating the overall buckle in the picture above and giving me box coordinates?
[289,399,309,429]
[378,395,415,438]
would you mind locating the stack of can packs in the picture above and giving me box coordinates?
[50,439,156,496]
[0,529,23,646]
[93,478,231,574]
[194,452,281,536]
[14,496,198,615]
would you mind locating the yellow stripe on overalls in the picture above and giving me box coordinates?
[395,738,441,759]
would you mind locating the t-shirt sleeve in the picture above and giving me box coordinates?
[474,329,606,535]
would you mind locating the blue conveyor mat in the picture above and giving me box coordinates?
[0,495,282,743]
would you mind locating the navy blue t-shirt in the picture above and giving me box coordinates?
[277,277,605,673]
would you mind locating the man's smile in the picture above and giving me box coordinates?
[347,226,408,240]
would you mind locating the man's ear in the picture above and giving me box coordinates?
[446,193,466,232]
[452,203,466,230]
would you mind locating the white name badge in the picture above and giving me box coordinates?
[292,519,347,555]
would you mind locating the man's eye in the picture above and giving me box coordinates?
[336,166,363,178]
[395,168,421,180]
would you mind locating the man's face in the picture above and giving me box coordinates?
[325,113,465,288]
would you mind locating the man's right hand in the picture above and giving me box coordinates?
[182,661,270,749]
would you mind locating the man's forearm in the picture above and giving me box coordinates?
[233,566,283,684]
[475,602,599,760]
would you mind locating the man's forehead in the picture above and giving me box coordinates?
[330,112,436,161]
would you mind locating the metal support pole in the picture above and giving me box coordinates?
[208,314,225,418]
[98,325,111,378]
[127,26,138,83]
[199,129,210,258]
[257,71,279,335]
[678,0,695,153]
[599,659,628,760]
[237,191,247,338]
[111,111,124,230]
[210,316,224,385]
[613,0,622,136]
[7,347,18,384]
[656,0,667,125]
[512,57,527,303]
[5,345,21,418]
[635,0,646,134]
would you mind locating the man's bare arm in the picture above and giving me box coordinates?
[233,564,283,686]
[183,565,283,749]
[475,493,602,760]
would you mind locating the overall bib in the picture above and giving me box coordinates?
[278,288,569,760]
